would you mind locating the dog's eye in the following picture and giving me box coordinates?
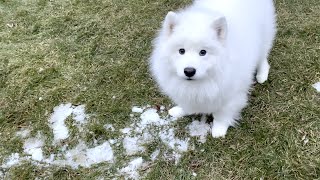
[179,48,185,55]
[199,50,207,56]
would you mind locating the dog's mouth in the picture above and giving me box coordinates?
[186,78,194,81]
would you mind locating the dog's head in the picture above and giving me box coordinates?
[160,11,228,81]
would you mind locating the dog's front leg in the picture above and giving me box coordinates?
[211,94,248,138]
[211,113,234,138]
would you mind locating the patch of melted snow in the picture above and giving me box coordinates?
[16,128,31,138]
[119,157,144,180]
[312,82,320,92]
[187,120,211,143]
[49,103,89,143]
[23,133,45,161]
[3,103,212,179]
[132,106,144,113]
[1,153,21,168]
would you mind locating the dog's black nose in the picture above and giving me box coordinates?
[184,67,196,77]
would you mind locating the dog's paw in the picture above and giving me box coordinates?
[168,106,185,118]
[211,123,228,138]
[256,72,268,84]
[256,59,270,84]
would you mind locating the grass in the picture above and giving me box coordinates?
[0,0,319,179]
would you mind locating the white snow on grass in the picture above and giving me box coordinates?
[2,103,212,179]
[72,105,88,123]
[1,153,21,168]
[49,103,73,142]
[85,141,114,165]
[104,124,115,131]
[139,108,171,127]
[132,106,144,113]
[159,128,189,152]
[120,127,132,134]
[49,103,89,143]
[187,119,211,143]
[1,104,114,170]
[2,137,114,170]
[16,128,31,138]
[119,157,145,180]
[312,82,320,92]
[159,128,189,164]
[56,141,114,168]
[123,137,146,155]
[23,133,45,161]
[2,134,47,169]
[108,139,117,145]
[120,107,190,164]
[43,154,55,164]
[150,149,160,161]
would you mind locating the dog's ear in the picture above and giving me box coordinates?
[163,11,177,37]
[212,16,227,44]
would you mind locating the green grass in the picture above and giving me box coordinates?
[0,0,319,179]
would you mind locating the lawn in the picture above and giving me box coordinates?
[0,0,319,179]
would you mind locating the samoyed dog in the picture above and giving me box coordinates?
[149,0,276,138]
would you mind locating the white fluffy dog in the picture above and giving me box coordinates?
[149,0,276,138]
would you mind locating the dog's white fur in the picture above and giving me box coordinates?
[150,0,276,138]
